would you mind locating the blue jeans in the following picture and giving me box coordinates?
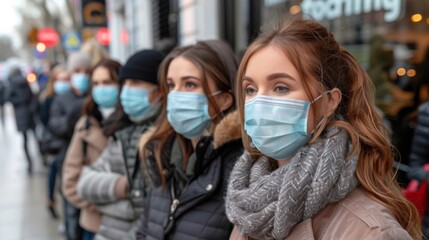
[48,156,60,201]
[82,229,95,240]
[63,198,83,240]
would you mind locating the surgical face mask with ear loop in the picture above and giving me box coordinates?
[120,86,158,122]
[92,85,119,108]
[167,90,222,139]
[53,80,71,95]
[71,73,90,94]
[244,92,328,160]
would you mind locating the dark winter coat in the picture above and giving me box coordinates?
[407,101,429,231]
[7,71,35,132]
[0,80,6,106]
[138,111,243,240]
[39,95,54,126]
[48,90,85,141]
[408,101,429,182]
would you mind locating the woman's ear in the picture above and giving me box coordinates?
[218,92,234,112]
[327,88,342,115]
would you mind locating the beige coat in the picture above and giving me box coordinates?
[230,188,412,240]
[62,116,108,232]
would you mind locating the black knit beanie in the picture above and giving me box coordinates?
[119,49,165,85]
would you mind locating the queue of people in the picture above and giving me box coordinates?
[3,16,427,239]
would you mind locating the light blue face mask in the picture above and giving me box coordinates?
[120,86,155,121]
[167,91,219,139]
[244,93,327,160]
[92,85,119,108]
[71,73,90,94]
[53,80,71,95]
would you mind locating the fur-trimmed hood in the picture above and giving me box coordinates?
[213,110,241,149]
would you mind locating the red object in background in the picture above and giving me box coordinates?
[402,180,427,218]
[120,29,129,45]
[37,28,59,47]
[96,28,110,46]
[402,164,429,219]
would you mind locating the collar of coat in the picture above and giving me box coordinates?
[76,115,107,152]
[212,110,241,149]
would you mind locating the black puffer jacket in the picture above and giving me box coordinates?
[408,101,429,182]
[48,90,85,141]
[138,111,243,240]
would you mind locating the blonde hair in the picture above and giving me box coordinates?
[80,39,108,67]
[236,16,421,239]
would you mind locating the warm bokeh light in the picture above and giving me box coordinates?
[36,42,46,52]
[407,69,416,77]
[397,68,406,76]
[27,73,37,83]
[290,5,301,15]
[411,13,423,22]
[426,17,429,24]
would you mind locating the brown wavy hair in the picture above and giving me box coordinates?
[81,59,123,134]
[140,40,238,186]
[236,16,421,239]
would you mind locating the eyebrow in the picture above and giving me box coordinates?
[242,76,254,82]
[167,76,201,82]
[242,72,296,83]
[267,72,296,81]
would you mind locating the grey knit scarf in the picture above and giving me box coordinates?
[226,127,359,240]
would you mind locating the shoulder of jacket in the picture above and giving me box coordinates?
[75,115,101,133]
[336,189,403,231]
[418,101,429,114]
[74,116,88,130]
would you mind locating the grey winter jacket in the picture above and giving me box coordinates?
[77,122,153,240]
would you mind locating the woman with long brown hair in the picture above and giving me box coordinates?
[62,59,123,240]
[137,40,243,239]
[226,17,421,239]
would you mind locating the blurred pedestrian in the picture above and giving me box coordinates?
[77,50,164,240]
[80,39,109,68]
[225,17,420,240]
[6,67,35,173]
[36,64,70,219]
[48,51,91,240]
[407,101,429,237]
[63,59,123,240]
[136,40,243,239]
[38,64,70,157]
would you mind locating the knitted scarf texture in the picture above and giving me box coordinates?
[226,128,359,239]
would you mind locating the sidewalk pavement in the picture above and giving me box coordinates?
[0,104,63,240]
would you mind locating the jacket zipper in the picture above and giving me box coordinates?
[170,182,180,214]
[164,181,180,234]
